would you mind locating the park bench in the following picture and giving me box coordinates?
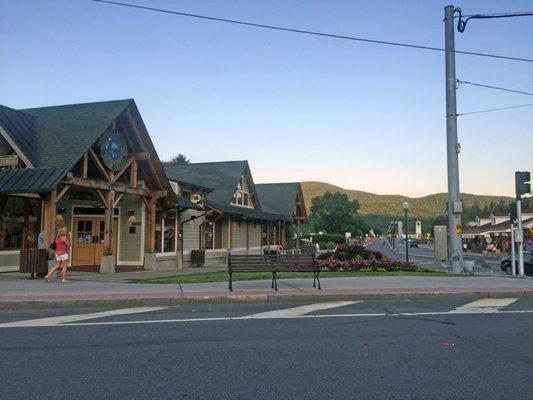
[227,253,320,291]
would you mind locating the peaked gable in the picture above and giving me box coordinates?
[256,183,301,220]
[0,105,39,167]
[22,99,132,169]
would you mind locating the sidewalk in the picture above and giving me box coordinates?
[1,270,532,309]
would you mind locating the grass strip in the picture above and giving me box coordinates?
[132,269,452,284]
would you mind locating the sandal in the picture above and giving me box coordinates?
[60,280,69,283]
[43,276,50,283]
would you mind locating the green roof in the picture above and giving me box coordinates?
[21,99,132,169]
[164,161,248,205]
[255,182,301,220]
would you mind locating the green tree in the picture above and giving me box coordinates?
[167,154,190,165]
[310,192,367,235]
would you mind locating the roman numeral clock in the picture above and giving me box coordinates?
[99,128,128,172]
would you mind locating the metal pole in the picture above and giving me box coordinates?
[444,5,464,273]
[405,209,409,263]
[517,198,525,277]
[510,222,516,276]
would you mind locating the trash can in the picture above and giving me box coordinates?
[19,249,49,278]
[190,250,206,267]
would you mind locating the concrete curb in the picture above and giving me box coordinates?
[1,287,532,309]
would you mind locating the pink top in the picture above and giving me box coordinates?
[55,235,69,256]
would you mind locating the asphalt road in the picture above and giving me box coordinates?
[367,239,504,274]
[1,296,532,399]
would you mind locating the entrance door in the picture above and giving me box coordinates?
[72,217,118,267]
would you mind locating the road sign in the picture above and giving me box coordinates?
[514,229,523,244]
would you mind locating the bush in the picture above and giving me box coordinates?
[307,234,346,245]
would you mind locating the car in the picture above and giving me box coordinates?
[501,251,533,275]
[409,241,419,248]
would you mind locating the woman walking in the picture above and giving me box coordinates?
[44,227,71,283]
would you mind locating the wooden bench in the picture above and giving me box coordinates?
[227,254,320,291]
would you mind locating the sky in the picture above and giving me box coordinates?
[1,0,532,198]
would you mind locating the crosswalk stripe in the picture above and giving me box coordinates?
[242,301,359,319]
[0,306,167,328]
[450,298,518,313]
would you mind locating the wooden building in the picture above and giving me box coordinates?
[0,99,174,272]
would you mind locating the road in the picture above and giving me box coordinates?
[367,239,504,274]
[1,296,532,399]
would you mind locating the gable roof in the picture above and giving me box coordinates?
[0,105,39,167]
[0,168,69,194]
[21,99,132,169]
[164,161,249,206]
[255,182,301,220]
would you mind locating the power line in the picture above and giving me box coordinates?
[457,103,533,116]
[457,80,533,96]
[89,0,533,63]
[455,9,533,32]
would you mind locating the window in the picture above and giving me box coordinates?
[231,176,252,208]
[0,197,41,250]
[156,210,177,254]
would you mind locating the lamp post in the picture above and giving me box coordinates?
[403,201,409,263]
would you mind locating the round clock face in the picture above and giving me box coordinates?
[99,128,128,171]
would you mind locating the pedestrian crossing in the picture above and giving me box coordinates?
[0,298,530,328]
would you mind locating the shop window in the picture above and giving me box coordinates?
[156,210,177,254]
[0,197,41,250]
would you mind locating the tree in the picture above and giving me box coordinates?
[167,154,190,165]
[310,192,368,235]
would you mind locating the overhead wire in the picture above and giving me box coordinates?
[457,80,533,96]
[457,103,533,116]
[89,0,533,63]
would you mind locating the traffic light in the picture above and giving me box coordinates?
[515,171,531,197]
[509,202,518,222]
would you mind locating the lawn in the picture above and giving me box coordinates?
[132,269,450,284]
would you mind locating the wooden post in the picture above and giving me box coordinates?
[43,189,57,247]
[130,160,138,188]
[103,190,114,255]
[82,152,89,179]
[146,198,156,253]
[246,220,250,254]
[227,215,232,250]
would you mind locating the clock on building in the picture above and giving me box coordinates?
[99,128,128,171]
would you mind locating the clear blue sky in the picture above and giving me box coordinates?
[1,0,532,197]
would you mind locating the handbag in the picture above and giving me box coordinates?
[49,240,57,251]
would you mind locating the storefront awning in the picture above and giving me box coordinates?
[0,168,69,194]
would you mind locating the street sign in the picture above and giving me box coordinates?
[514,229,523,244]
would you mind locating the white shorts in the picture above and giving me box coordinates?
[56,253,69,261]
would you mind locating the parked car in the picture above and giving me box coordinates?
[409,241,419,248]
[501,251,533,275]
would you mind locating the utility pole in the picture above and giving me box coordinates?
[444,5,463,273]
[516,198,524,277]
[510,222,516,276]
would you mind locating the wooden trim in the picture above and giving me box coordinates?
[146,198,156,253]
[55,185,70,204]
[130,160,138,188]
[113,193,123,208]
[134,152,151,161]
[0,122,34,168]
[103,190,114,254]
[82,152,89,179]
[112,156,134,183]
[62,176,166,198]
[88,148,110,182]
[95,190,109,209]
[43,189,57,246]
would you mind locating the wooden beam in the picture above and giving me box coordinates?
[62,176,166,198]
[103,190,114,255]
[141,196,150,210]
[89,148,110,182]
[113,193,123,208]
[246,220,250,254]
[133,152,150,161]
[95,190,109,209]
[146,198,156,253]
[112,156,134,183]
[130,160,138,188]
[55,185,70,204]
[82,152,89,179]
[43,189,57,247]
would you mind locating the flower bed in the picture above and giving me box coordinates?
[317,243,419,272]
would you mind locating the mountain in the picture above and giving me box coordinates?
[301,181,513,222]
